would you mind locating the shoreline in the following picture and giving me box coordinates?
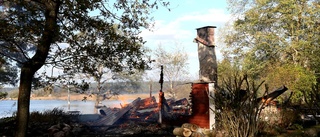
[4,93,153,101]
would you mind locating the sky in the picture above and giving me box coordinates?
[34,0,231,85]
[1,0,231,88]
[140,0,230,79]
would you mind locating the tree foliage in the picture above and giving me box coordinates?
[0,57,18,86]
[221,0,320,103]
[217,58,242,86]
[224,0,320,72]
[0,0,169,136]
[265,64,316,103]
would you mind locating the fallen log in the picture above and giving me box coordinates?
[181,123,199,132]
[173,127,184,136]
[173,127,192,137]
[183,128,192,137]
[201,129,212,137]
[191,132,204,137]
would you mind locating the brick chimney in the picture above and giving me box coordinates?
[194,26,217,83]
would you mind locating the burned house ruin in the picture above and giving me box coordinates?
[76,26,220,136]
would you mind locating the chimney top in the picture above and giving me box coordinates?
[195,26,216,46]
[196,26,217,30]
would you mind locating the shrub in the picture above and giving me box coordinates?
[0,92,8,99]
[259,106,300,134]
[214,75,266,137]
[29,108,69,124]
[8,89,19,98]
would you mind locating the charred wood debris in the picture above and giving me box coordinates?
[48,96,193,137]
[48,65,196,137]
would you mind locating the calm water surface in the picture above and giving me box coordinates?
[0,99,127,118]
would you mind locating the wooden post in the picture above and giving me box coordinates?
[149,83,152,98]
[158,65,164,124]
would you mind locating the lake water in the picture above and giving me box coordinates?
[0,99,129,118]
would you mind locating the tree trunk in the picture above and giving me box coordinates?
[94,96,100,114]
[94,80,102,114]
[16,66,35,137]
[16,1,60,136]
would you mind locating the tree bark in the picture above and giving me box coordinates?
[16,1,60,136]
[94,79,102,114]
[16,66,34,137]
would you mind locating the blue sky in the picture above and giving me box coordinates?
[140,0,230,78]
[36,0,230,83]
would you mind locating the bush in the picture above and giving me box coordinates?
[214,75,266,137]
[8,89,19,98]
[0,92,8,99]
[279,108,300,128]
[259,106,300,134]
[29,108,70,124]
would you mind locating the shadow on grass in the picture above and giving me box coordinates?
[0,108,78,137]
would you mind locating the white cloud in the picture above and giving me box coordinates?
[141,8,230,44]
[141,8,230,75]
[176,9,230,24]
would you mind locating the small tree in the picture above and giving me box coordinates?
[81,64,116,113]
[0,1,169,136]
[153,43,189,98]
[73,63,144,113]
